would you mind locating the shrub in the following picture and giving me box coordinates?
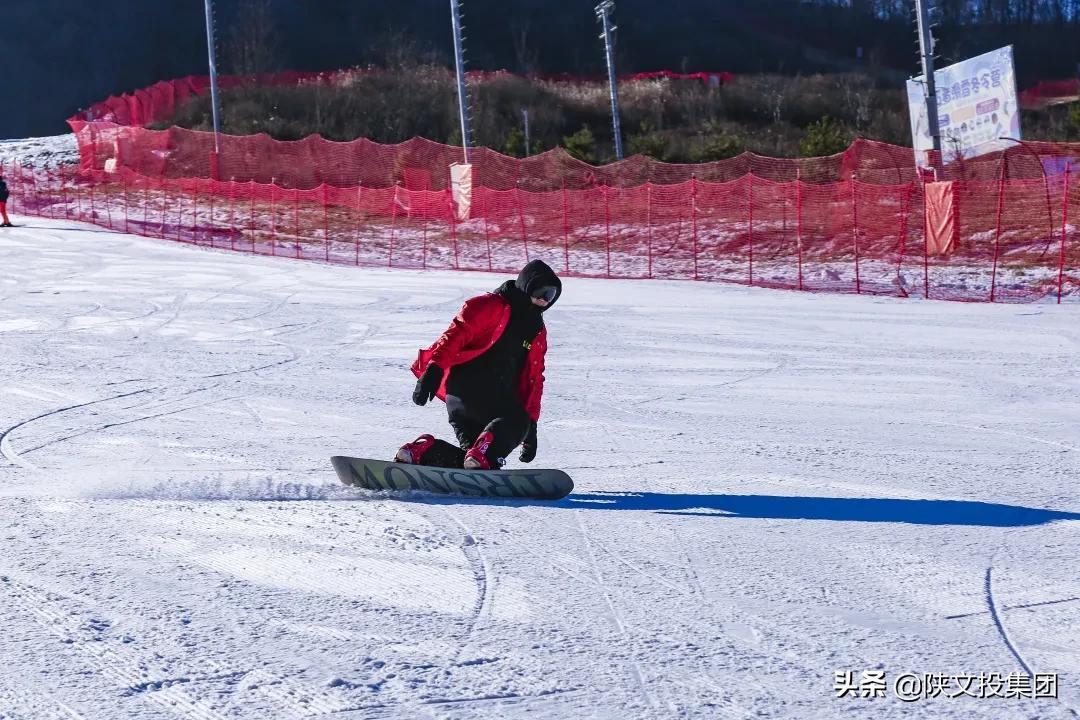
[1069,103,1080,136]
[563,126,597,163]
[503,127,527,157]
[627,121,670,160]
[150,69,1078,159]
[693,132,745,161]
[799,116,850,157]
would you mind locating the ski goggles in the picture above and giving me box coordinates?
[531,285,557,303]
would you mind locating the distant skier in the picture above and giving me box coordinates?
[0,173,12,227]
[396,259,562,470]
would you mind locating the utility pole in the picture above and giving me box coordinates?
[450,0,473,163]
[595,1,624,161]
[915,0,941,164]
[203,0,223,176]
[522,108,531,156]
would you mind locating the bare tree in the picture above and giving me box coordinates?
[510,18,540,75]
[226,0,278,78]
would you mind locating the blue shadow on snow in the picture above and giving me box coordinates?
[559,492,1080,528]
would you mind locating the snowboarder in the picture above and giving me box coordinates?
[396,259,562,470]
[0,173,12,227]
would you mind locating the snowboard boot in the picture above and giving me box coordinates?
[395,435,466,468]
[395,434,436,464]
[463,431,501,470]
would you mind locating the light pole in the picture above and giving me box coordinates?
[450,0,473,163]
[914,0,941,167]
[522,108,531,156]
[595,1,624,161]
[203,0,223,178]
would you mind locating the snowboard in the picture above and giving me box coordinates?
[330,456,574,500]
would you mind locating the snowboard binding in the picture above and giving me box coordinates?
[394,434,466,468]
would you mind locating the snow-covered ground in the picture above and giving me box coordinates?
[0,217,1077,719]
[0,134,80,169]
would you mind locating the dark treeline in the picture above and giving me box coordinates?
[2,0,1079,139]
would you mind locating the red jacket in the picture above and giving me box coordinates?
[412,293,548,422]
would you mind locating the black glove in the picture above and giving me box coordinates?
[519,421,537,463]
[412,364,444,406]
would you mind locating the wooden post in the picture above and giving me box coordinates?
[517,185,530,264]
[796,169,804,291]
[422,204,429,270]
[228,178,237,251]
[174,178,183,242]
[1058,164,1070,304]
[76,168,85,221]
[603,185,612,278]
[481,187,493,271]
[293,188,300,259]
[323,184,330,263]
[990,165,1006,302]
[896,182,912,296]
[691,176,700,281]
[103,173,113,230]
[270,180,277,256]
[158,179,166,239]
[249,181,256,253]
[921,177,931,299]
[61,165,71,220]
[354,182,362,266]
[122,172,129,234]
[207,178,215,246]
[562,183,570,274]
[647,182,654,279]
[88,174,96,225]
[747,174,754,286]
[851,173,861,294]
[449,189,460,270]
[192,177,200,244]
[389,184,399,268]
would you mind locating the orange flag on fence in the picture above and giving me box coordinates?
[924,181,957,256]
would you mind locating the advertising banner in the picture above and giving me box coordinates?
[907,46,1021,168]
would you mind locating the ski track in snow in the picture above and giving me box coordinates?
[985,563,1034,678]
[0,216,1078,719]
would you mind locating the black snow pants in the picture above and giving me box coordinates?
[446,393,530,468]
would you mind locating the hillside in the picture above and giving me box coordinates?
[156,68,1080,162]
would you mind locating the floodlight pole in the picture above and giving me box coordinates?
[596,1,624,161]
[203,0,223,176]
[450,0,473,163]
[915,0,941,162]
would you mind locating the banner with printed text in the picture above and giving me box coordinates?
[907,46,1021,168]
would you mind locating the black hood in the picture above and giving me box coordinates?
[509,259,562,312]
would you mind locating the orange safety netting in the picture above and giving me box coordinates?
[69,121,901,189]
[67,73,1080,193]
[4,160,1076,304]
[34,73,1080,303]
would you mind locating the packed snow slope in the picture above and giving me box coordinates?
[0,218,1077,720]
